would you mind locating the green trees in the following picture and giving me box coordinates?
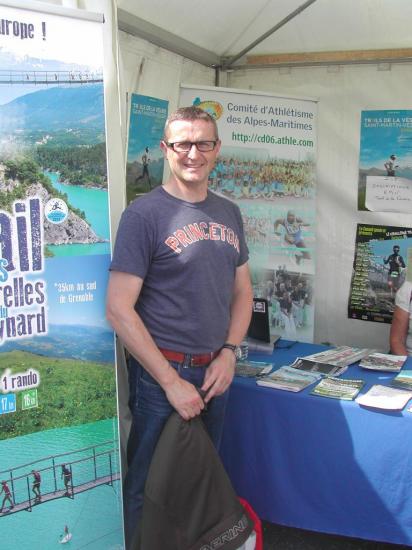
[36,143,107,187]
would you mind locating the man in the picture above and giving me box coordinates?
[274,210,310,265]
[291,281,307,328]
[61,464,72,497]
[31,470,41,502]
[384,154,398,177]
[0,480,14,513]
[106,106,253,547]
[135,146,151,188]
[384,245,405,294]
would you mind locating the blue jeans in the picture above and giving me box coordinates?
[123,354,229,548]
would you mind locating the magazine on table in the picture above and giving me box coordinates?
[301,346,370,367]
[359,352,406,372]
[390,369,412,390]
[235,360,274,378]
[256,366,321,393]
[290,358,347,377]
[310,377,365,400]
[356,384,412,411]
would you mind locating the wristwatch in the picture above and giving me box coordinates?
[221,342,242,360]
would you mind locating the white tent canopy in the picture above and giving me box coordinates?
[117,0,412,69]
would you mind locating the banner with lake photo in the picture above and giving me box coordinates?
[179,85,317,342]
[348,224,412,323]
[125,93,168,204]
[358,109,412,212]
[0,3,123,549]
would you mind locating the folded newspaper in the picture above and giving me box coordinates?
[359,352,406,372]
[290,358,347,377]
[302,346,370,367]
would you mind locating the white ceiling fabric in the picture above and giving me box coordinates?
[117,0,412,60]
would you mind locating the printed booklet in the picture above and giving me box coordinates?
[310,377,365,400]
[235,360,274,378]
[359,353,406,372]
[391,369,412,390]
[356,384,412,411]
[257,366,321,392]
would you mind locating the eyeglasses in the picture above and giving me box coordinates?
[165,140,217,153]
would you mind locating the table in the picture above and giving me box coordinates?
[220,340,412,546]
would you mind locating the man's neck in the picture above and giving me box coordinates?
[163,178,208,203]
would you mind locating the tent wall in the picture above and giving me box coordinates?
[37,1,409,351]
[227,63,412,350]
[117,31,215,212]
[116,32,412,351]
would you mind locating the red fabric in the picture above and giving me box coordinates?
[239,497,263,550]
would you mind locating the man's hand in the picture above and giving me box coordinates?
[164,376,205,421]
[201,348,236,403]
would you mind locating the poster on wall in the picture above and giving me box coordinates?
[358,109,412,212]
[0,3,124,549]
[179,85,317,342]
[125,93,168,204]
[348,224,412,323]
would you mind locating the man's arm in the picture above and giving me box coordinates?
[106,271,205,420]
[389,306,409,355]
[273,218,283,232]
[201,262,253,403]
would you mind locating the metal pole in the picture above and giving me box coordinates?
[26,476,32,511]
[52,458,57,492]
[109,453,113,486]
[222,0,318,69]
[93,448,97,480]
[214,66,221,87]
[69,464,73,498]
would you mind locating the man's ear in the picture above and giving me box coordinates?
[160,140,168,157]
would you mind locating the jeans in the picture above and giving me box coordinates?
[123,354,229,548]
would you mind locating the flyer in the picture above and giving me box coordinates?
[358,109,412,212]
[125,93,168,204]
[348,224,412,323]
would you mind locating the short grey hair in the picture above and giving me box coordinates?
[163,106,219,140]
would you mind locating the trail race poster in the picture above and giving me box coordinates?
[358,109,412,212]
[0,4,124,549]
[125,93,168,204]
[348,224,412,323]
[180,85,317,342]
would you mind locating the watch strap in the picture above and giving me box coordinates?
[222,343,237,353]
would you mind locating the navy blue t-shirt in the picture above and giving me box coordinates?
[110,187,249,353]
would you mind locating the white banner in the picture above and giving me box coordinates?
[0,3,124,549]
[180,85,317,342]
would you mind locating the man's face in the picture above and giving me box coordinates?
[161,119,221,188]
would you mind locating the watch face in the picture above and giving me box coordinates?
[235,346,242,360]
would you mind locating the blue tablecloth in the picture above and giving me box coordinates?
[220,340,412,545]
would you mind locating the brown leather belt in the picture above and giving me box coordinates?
[159,348,220,366]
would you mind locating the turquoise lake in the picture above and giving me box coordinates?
[46,171,111,257]
[0,419,124,550]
